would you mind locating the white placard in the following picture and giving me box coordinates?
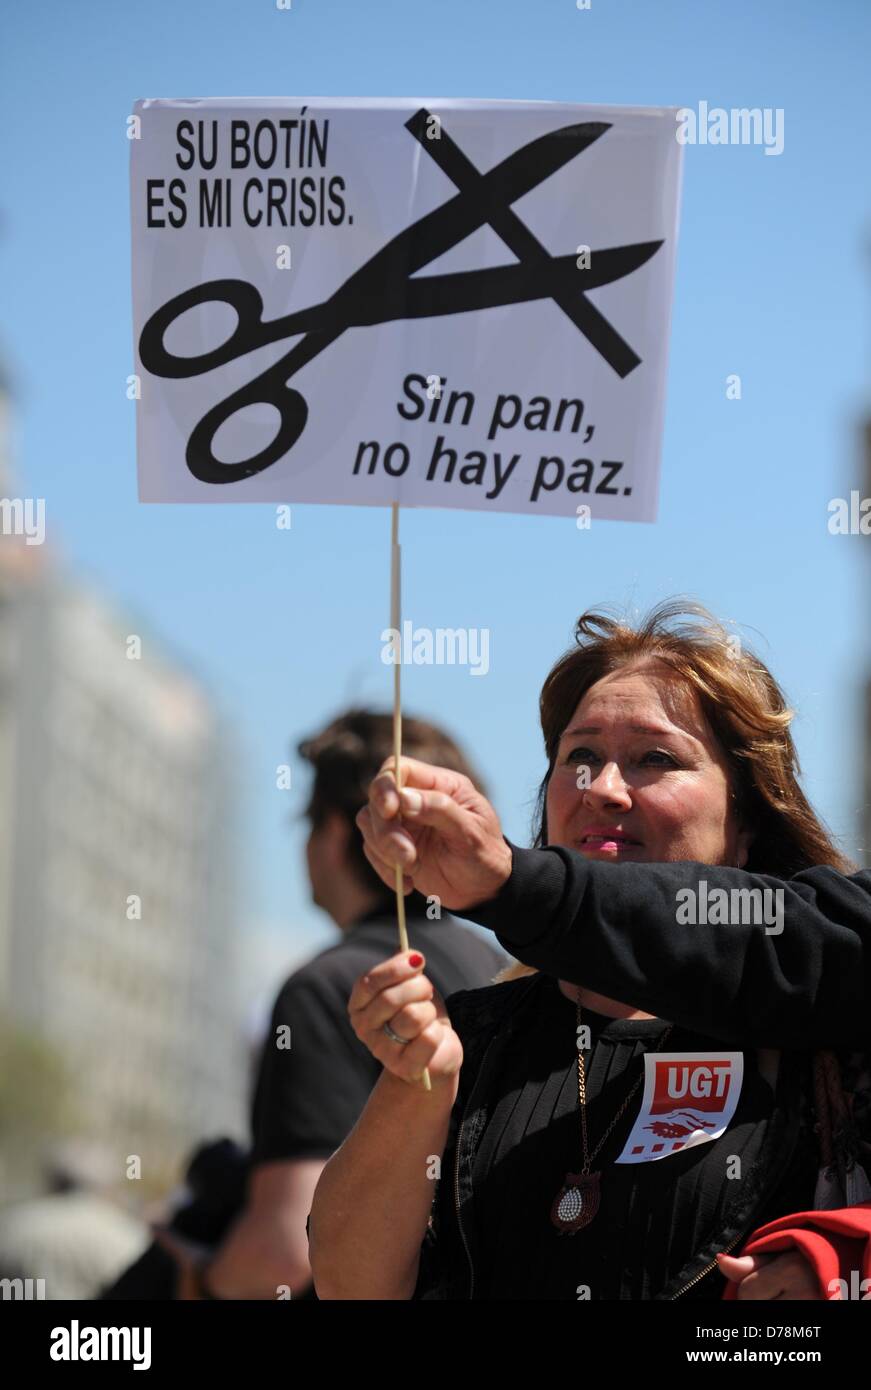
[131,97,683,518]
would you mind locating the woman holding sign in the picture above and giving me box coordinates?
[309,601,871,1299]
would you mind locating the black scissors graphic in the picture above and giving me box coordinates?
[139,109,664,484]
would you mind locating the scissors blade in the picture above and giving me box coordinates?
[340,242,664,327]
[335,121,611,303]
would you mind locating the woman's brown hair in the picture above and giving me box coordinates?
[496,597,855,983]
[533,597,853,875]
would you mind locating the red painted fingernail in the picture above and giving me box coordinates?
[408,953,423,967]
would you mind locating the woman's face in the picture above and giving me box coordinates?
[545,661,752,867]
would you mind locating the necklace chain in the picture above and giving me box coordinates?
[576,994,674,1174]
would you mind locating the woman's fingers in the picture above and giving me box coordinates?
[366,759,473,843]
[347,953,460,1084]
[716,1252,765,1286]
[348,955,441,1039]
[359,757,513,911]
[371,756,470,809]
[354,975,435,1038]
[357,786,471,880]
[384,1019,459,1084]
[394,786,474,843]
[382,998,438,1039]
[401,1021,462,1082]
[357,805,419,868]
[360,833,414,893]
[348,951,428,1014]
[718,1250,823,1300]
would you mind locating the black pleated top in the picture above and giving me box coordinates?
[470,974,816,1300]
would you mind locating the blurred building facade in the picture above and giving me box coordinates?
[0,375,246,1204]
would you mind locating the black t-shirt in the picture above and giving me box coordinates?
[470,974,817,1300]
[250,905,508,1167]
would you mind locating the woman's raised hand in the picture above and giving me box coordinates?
[356,756,513,911]
[348,951,463,1087]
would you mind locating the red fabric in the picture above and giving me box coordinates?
[720,1202,871,1299]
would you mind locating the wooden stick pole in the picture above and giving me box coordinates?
[390,502,431,1092]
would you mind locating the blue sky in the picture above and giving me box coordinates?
[2,0,870,1004]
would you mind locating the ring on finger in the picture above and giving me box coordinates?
[383,1019,410,1045]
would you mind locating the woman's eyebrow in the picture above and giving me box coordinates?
[559,724,696,742]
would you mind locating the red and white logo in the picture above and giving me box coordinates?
[614,1052,744,1164]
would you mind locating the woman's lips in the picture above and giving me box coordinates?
[576,833,642,853]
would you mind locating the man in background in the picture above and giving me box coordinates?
[111,708,506,1299]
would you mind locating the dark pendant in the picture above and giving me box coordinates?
[550,1171,601,1233]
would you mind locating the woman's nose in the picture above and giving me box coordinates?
[584,762,632,809]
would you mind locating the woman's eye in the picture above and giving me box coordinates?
[642,750,677,766]
[565,747,677,767]
[567,747,598,764]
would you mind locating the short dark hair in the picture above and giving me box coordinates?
[297,708,487,912]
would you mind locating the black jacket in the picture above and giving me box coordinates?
[460,842,871,1049]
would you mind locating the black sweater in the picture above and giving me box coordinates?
[460,842,871,1050]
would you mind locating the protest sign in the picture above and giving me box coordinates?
[131,97,683,519]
